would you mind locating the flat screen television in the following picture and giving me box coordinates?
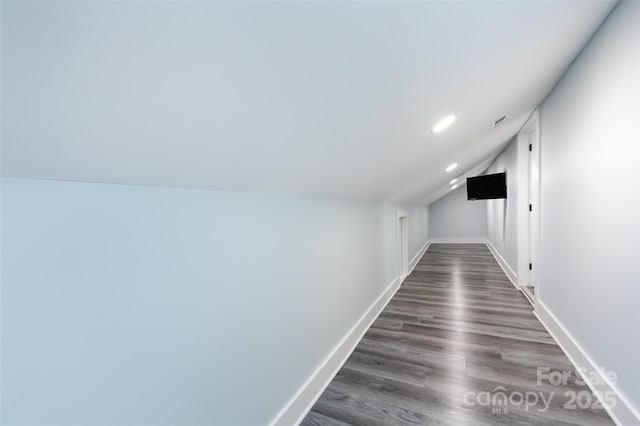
[466,172,507,200]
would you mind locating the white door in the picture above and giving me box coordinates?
[398,214,409,282]
[527,129,539,297]
[517,111,540,303]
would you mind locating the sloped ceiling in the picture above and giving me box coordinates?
[0,1,616,204]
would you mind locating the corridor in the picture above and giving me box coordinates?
[303,244,613,426]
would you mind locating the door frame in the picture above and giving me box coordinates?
[516,110,541,301]
[397,210,409,283]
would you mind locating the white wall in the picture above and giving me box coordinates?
[0,177,429,426]
[538,0,640,417]
[428,184,486,240]
[485,138,519,271]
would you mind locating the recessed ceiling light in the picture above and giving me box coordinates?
[451,184,458,190]
[446,163,458,172]
[449,178,457,185]
[432,114,456,134]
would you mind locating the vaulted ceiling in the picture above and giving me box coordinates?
[1,1,616,204]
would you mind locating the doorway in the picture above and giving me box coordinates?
[517,111,540,304]
[397,211,409,283]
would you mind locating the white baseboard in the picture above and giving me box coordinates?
[430,237,485,243]
[535,301,640,426]
[270,276,401,426]
[409,239,431,275]
[484,239,518,289]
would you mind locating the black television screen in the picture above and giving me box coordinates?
[466,172,507,200]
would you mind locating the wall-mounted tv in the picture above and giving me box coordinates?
[466,172,507,200]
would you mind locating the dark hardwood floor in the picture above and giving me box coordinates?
[301,243,613,426]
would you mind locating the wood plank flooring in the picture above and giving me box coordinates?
[301,244,613,426]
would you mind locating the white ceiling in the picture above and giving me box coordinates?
[1,1,616,204]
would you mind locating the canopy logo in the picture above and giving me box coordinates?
[463,386,553,414]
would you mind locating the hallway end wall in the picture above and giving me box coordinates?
[428,184,487,241]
